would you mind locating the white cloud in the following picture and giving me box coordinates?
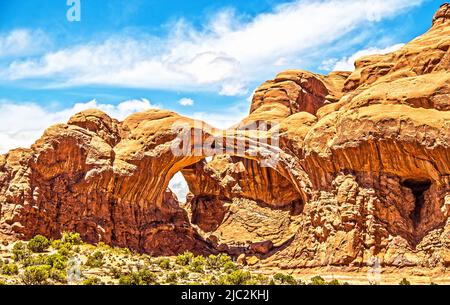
[186,100,249,129]
[0,29,50,58]
[0,98,158,153]
[168,172,190,203]
[3,0,423,95]
[178,97,194,106]
[324,43,405,71]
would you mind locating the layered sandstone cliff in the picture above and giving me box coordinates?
[0,4,449,272]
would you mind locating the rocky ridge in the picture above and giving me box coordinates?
[0,4,449,273]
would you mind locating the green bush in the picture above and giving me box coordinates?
[206,253,232,270]
[178,270,189,279]
[223,261,238,273]
[273,273,297,285]
[61,232,83,245]
[328,279,341,285]
[189,256,206,273]
[1,263,19,275]
[399,278,411,285]
[309,276,326,285]
[47,254,68,270]
[49,268,67,283]
[51,239,62,250]
[28,235,50,253]
[138,270,157,285]
[158,258,171,270]
[82,277,101,285]
[57,243,73,256]
[176,251,194,266]
[22,254,48,267]
[21,266,50,285]
[222,270,252,285]
[12,242,29,261]
[109,267,123,279]
[252,274,270,285]
[85,251,104,268]
[119,270,157,285]
[166,272,178,284]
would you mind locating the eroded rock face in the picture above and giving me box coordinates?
[0,5,450,273]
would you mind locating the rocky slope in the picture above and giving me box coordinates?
[0,4,449,274]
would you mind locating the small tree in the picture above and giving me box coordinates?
[61,232,83,245]
[189,256,206,273]
[47,254,68,270]
[21,266,50,285]
[12,242,30,262]
[158,258,171,270]
[82,277,101,285]
[223,261,238,273]
[85,251,104,268]
[175,251,194,266]
[274,273,297,285]
[1,263,19,275]
[309,276,326,285]
[224,270,252,285]
[399,278,411,285]
[28,235,50,253]
[118,270,157,285]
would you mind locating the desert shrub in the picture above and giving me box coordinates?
[49,268,67,283]
[1,263,19,275]
[57,243,73,256]
[138,269,157,285]
[82,277,101,285]
[328,279,341,285]
[218,254,233,265]
[206,253,232,270]
[0,280,6,285]
[222,270,252,285]
[166,272,178,284]
[85,251,104,268]
[309,276,326,285]
[158,258,171,270]
[175,251,194,266]
[189,256,206,273]
[208,276,219,285]
[51,239,62,250]
[61,232,83,245]
[47,254,68,270]
[109,267,123,279]
[206,254,220,270]
[28,235,50,253]
[12,242,29,261]
[399,278,411,285]
[251,274,270,285]
[223,261,238,273]
[22,254,48,267]
[273,273,297,285]
[21,266,50,285]
[178,270,189,280]
[119,270,157,285]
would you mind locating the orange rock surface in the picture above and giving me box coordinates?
[1,4,449,273]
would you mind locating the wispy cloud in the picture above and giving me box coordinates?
[0,98,158,153]
[321,43,405,71]
[178,97,194,106]
[168,172,190,202]
[2,0,424,95]
[0,29,50,59]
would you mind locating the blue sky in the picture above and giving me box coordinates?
[0,0,445,153]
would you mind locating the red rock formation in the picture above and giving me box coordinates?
[0,4,449,274]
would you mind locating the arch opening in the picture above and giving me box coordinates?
[401,178,432,227]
